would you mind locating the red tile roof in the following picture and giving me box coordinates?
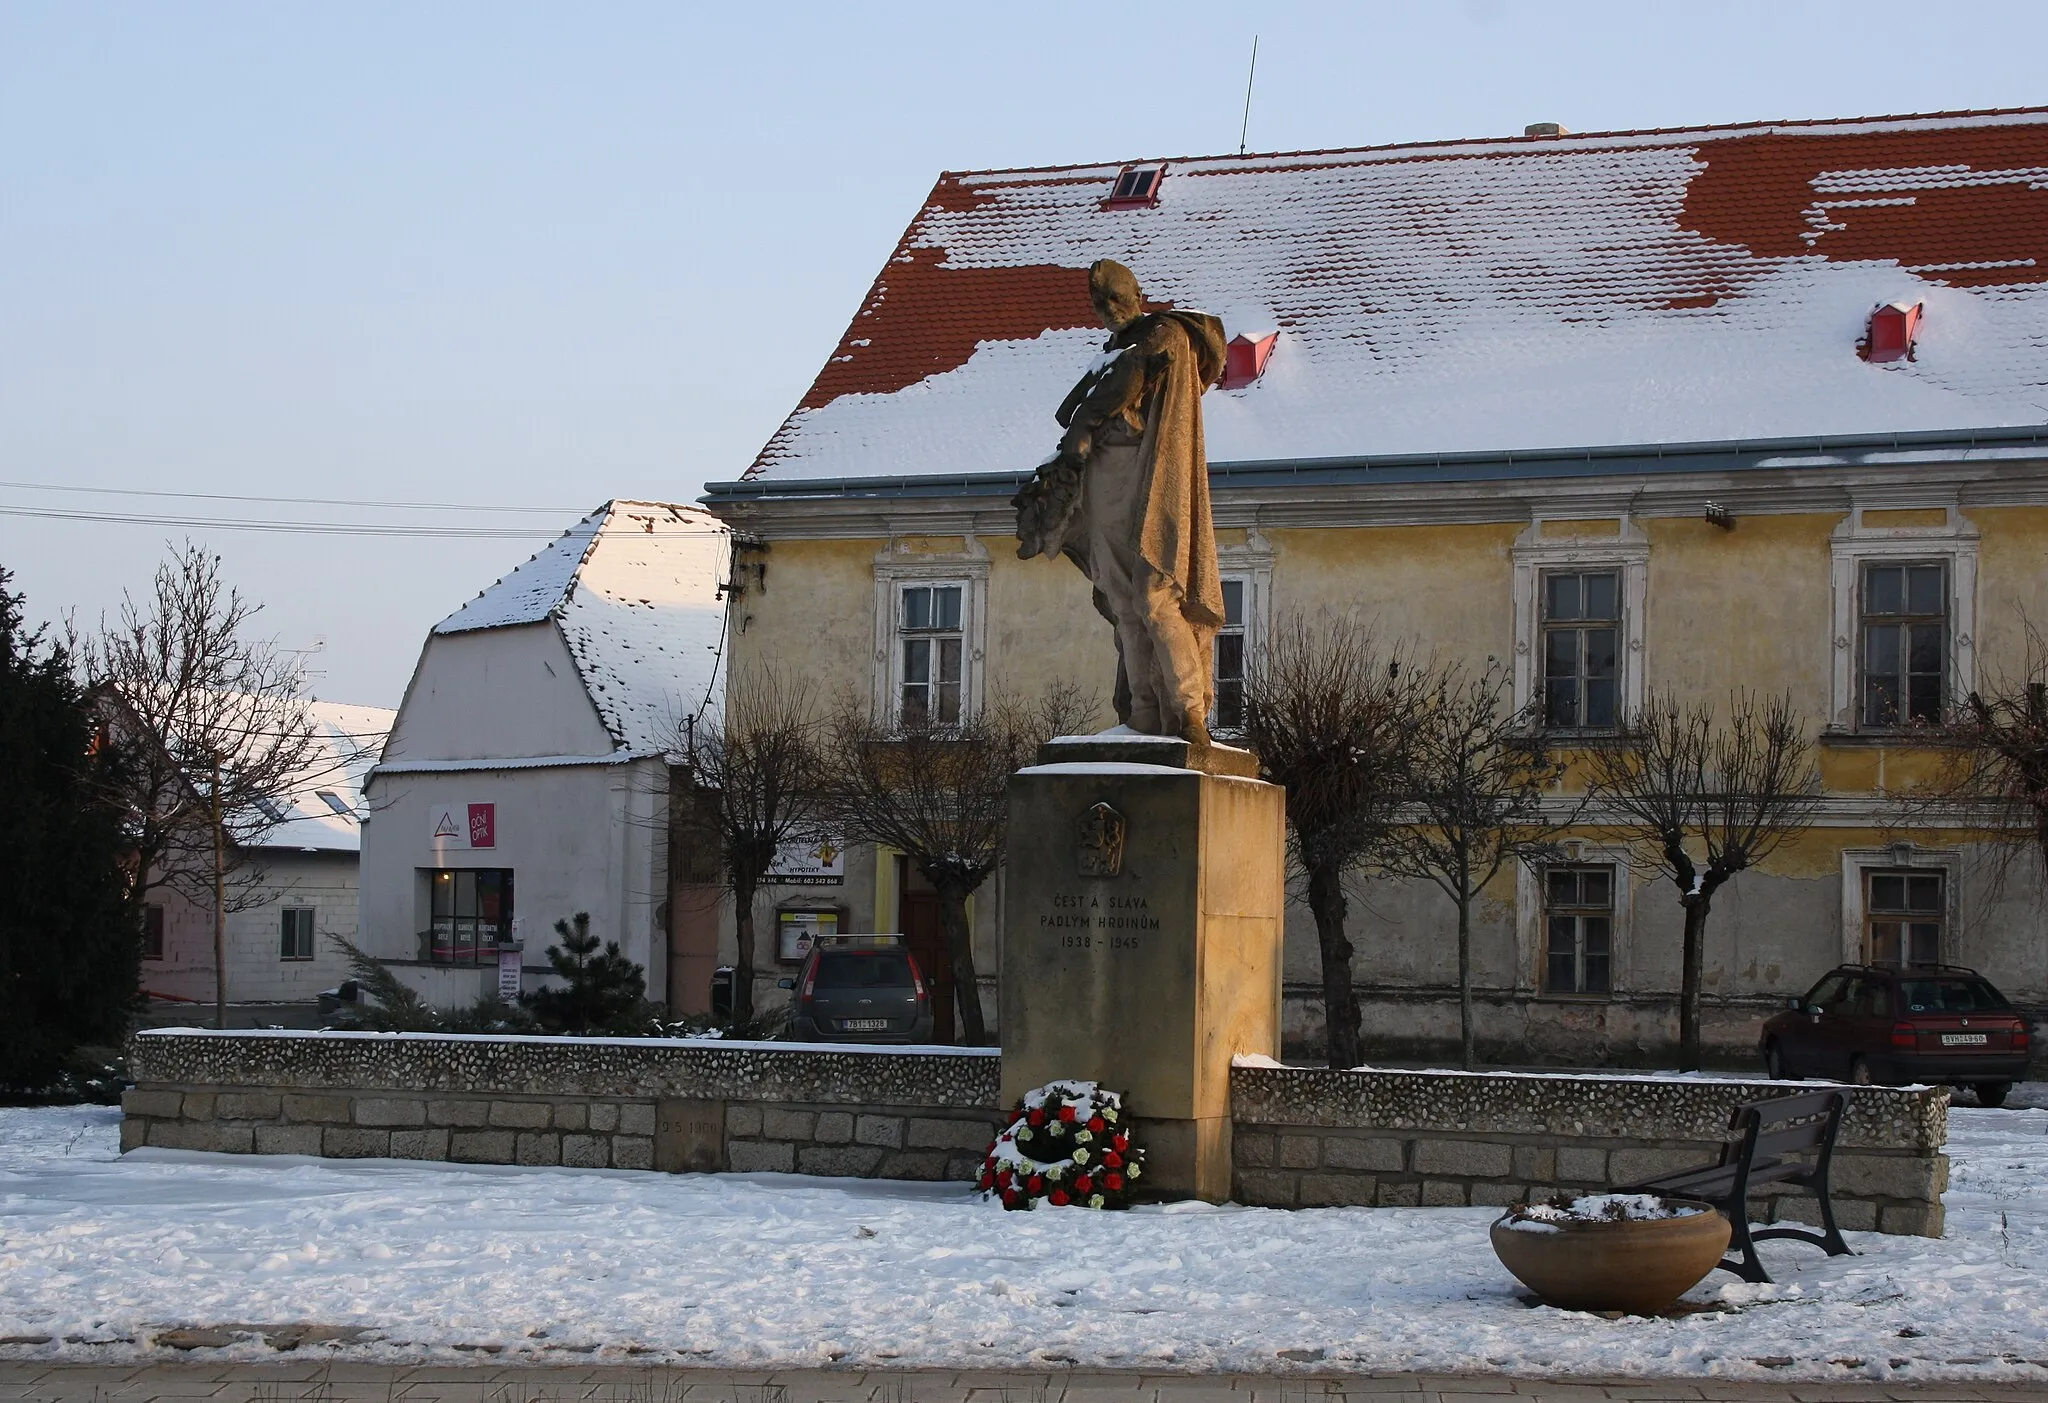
[744,109,2048,484]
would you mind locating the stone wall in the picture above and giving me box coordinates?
[125,1032,1952,1235]
[1231,1063,1949,1236]
[124,1030,1003,1181]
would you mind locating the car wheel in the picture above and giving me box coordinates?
[1764,1041,1796,1080]
[1976,1081,2012,1109]
[1848,1055,1875,1086]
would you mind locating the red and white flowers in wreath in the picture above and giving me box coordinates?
[978,1080,1145,1210]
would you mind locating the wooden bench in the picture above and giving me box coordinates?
[1616,1088,1853,1284]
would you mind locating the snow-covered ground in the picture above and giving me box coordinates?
[2,1097,2045,1382]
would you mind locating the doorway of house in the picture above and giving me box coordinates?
[896,857,954,1043]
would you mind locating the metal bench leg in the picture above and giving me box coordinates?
[1812,1183,1852,1257]
[1716,1206,1772,1284]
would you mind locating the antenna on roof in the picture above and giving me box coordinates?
[1238,35,1259,156]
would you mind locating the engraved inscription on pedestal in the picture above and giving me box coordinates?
[655,1097,727,1173]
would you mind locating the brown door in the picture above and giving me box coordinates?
[898,868,954,1043]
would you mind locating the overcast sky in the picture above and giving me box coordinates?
[5,0,2047,707]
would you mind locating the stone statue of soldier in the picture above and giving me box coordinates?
[1014,260,1229,746]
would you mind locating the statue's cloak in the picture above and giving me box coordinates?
[1124,308,1228,630]
[1048,308,1227,628]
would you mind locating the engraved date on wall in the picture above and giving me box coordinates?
[1040,891,1160,948]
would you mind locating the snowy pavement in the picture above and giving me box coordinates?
[1,1100,2046,1384]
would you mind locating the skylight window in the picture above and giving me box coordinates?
[317,790,355,818]
[1106,164,1165,208]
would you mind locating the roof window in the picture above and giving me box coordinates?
[1222,331,1279,390]
[1863,301,1923,363]
[1106,164,1165,209]
[316,790,355,818]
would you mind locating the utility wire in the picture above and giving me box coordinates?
[0,503,724,539]
[0,479,580,514]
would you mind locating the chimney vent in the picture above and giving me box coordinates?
[1524,122,1569,138]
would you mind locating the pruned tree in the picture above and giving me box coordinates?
[0,568,139,1089]
[1892,622,2048,881]
[826,681,1097,1046]
[1584,690,1820,1070]
[1382,660,1575,1070]
[1240,611,1426,1068]
[86,543,320,1029]
[674,666,828,1021]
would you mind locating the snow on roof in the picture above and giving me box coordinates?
[432,501,729,755]
[744,108,2048,484]
[250,700,395,854]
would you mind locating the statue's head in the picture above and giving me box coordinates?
[1089,259,1143,332]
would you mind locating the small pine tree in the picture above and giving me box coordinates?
[520,913,646,1033]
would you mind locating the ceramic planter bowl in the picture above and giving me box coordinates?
[1489,1200,1731,1314]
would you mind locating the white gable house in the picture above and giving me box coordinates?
[359,500,729,1010]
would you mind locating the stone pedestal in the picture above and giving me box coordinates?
[1000,734,1285,1201]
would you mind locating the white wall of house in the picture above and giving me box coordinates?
[360,756,670,1005]
[139,852,361,1006]
[385,625,613,762]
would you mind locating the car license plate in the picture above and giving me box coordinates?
[840,1018,889,1032]
[1941,1032,1988,1046]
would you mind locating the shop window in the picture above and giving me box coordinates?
[427,868,515,965]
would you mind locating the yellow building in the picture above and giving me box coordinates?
[702,109,2048,1064]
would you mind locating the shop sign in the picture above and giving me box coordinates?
[428,802,497,849]
[768,837,843,885]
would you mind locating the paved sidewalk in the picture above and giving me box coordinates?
[2,1363,2045,1403]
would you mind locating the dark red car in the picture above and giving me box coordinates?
[1760,964,2031,1106]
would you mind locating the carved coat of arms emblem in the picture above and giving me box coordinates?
[1077,801,1127,877]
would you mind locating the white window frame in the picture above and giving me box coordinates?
[1838,843,1961,966]
[872,540,989,725]
[1211,528,1275,735]
[1828,506,1977,732]
[1516,842,1634,997]
[1511,518,1648,727]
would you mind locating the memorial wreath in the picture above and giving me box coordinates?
[979,1080,1145,1210]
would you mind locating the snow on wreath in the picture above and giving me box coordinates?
[979,1080,1145,1210]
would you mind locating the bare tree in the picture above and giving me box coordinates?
[1891,623,2048,883]
[826,682,1097,1045]
[1584,690,1820,1070]
[1382,660,1574,1070]
[86,543,319,1029]
[1240,612,1425,1067]
[674,667,828,1022]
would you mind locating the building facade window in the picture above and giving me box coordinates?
[1828,507,1976,732]
[1212,577,1248,733]
[1864,868,1944,967]
[871,540,989,727]
[897,582,964,727]
[142,904,165,962]
[1541,570,1620,730]
[1860,561,1947,727]
[1542,865,1614,994]
[280,907,315,961]
[1510,519,1648,728]
[427,868,515,965]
